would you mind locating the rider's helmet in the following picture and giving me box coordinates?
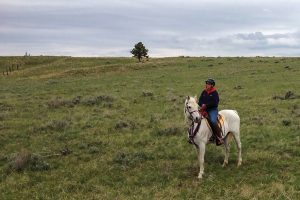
[205,78,215,86]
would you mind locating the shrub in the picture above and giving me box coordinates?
[7,149,50,172]
[46,97,68,108]
[115,121,137,130]
[115,121,129,130]
[83,95,114,106]
[282,120,291,126]
[88,146,100,154]
[142,91,154,97]
[273,91,298,100]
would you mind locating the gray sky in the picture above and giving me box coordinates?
[1,0,300,57]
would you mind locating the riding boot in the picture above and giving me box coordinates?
[211,123,224,146]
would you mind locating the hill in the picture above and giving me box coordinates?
[0,56,299,199]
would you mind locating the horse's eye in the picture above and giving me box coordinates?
[188,106,191,109]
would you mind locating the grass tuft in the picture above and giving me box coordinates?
[142,91,154,97]
[6,149,50,172]
[113,152,153,167]
[83,95,114,106]
[45,120,69,131]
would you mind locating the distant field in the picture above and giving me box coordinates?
[0,56,299,199]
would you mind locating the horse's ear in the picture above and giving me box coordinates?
[194,95,197,100]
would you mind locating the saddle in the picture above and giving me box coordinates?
[188,114,225,146]
[206,114,225,142]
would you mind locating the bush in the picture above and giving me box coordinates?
[282,120,291,126]
[115,121,137,130]
[46,97,69,108]
[115,121,129,129]
[7,149,50,172]
[88,146,100,154]
[142,91,154,97]
[83,95,114,106]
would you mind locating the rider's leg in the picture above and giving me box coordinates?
[208,108,223,146]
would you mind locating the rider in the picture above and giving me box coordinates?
[198,78,224,146]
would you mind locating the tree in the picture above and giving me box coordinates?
[130,42,149,62]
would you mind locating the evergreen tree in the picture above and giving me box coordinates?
[130,42,149,62]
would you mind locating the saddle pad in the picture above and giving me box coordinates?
[217,114,225,129]
[205,114,225,137]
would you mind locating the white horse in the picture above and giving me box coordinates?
[184,96,242,179]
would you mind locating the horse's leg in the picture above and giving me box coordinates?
[232,131,242,167]
[197,142,206,179]
[222,133,231,167]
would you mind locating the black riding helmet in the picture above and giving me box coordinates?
[205,78,215,86]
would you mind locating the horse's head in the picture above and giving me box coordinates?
[184,96,200,122]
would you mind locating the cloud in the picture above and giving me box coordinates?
[196,31,300,56]
[1,0,300,56]
[232,32,300,49]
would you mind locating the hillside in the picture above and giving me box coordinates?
[0,56,299,199]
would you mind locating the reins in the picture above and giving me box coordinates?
[188,116,203,149]
[185,100,203,148]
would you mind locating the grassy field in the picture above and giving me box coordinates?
[0,56,299,199]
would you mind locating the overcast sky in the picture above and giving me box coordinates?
[1,0,300,57]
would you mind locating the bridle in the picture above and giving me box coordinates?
[185,100,202,148]
[185,102,200,122]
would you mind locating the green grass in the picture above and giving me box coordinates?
[0,56,299,199]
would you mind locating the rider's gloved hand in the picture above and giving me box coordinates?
[200,110,208,117]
